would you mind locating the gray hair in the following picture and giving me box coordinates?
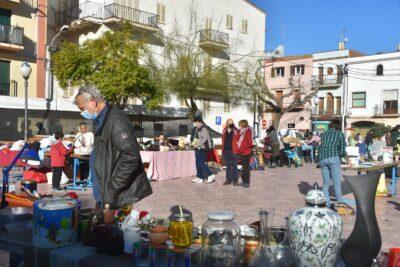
[74,84,104,104]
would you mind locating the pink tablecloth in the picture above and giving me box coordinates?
[140,151,196,181]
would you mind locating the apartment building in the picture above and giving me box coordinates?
[47,0,266,137]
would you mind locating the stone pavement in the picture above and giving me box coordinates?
[29,163,400,252]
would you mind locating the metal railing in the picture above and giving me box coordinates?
[55,1,103,26]
[55,1,158,29]
[318,75,342,86]
[318,109,341,116]
[0,81,18,97]
[199,29,229,46]
[104,3,158,28]
[374,104,399,115]
[0,24,23,46]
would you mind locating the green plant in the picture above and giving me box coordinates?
[370,123,392,138]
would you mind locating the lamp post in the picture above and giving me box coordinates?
[312,96,320,132]
[20,62,32,141]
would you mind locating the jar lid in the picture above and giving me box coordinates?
[305,189,326,205]
[207,211,234,221]
[174,213,191,220]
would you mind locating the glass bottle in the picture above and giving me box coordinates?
[250,210,277,267]
[170,214,193,248]
[273,218,296,267]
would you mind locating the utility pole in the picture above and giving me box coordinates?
[341,64,348,134]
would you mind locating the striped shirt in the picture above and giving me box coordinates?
[319,128,346,161]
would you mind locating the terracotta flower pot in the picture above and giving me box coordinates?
[149,232,169,244]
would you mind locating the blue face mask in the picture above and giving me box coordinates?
[80,110,97,120]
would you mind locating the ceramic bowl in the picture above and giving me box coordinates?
[149,232,169,244]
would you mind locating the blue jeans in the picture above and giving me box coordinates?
[319,156,343,206]
[223,151,239,182]
[195,150,213,180]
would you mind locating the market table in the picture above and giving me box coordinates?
[140,151,196,181]
[342,160,399,196]
[23,242,201,267]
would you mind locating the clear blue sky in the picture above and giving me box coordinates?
[250,0,400,56]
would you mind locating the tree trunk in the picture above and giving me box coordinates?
[273,112,282,129]
[186,97,199,121]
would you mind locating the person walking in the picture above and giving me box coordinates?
[318,120,351,207]
[74,85,152,209]
[221,119,240,185]
[191,118,215,184]
[236,120,253,188]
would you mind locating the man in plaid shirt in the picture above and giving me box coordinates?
[319,120,347,207]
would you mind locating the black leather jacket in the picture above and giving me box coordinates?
[93,105,152,208]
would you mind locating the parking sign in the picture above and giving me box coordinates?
[215,116,222,125]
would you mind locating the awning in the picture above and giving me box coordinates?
[123,105,189,121]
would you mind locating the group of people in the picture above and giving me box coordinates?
[191,118,254,188]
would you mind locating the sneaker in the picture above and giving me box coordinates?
[242,183,250,188]
[207,175,215,183]
[192,178,204,184]
[223,181,232,186]
[192,177,200,182]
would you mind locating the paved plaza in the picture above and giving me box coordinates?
[37,163,399,252]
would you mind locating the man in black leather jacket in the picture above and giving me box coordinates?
[74,85,152,208]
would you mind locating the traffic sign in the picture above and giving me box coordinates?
[215,116,222,125]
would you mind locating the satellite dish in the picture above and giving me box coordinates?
[344,37,349,43]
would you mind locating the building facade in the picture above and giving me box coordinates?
[312,48,364,131]
[47,0,266,137]
[264,54,314,133]
[347,51,400,132]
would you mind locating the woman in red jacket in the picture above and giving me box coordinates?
[236,120,253,188]
[50,132,71,191]
[221,119,240,185]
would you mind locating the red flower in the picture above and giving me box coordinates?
[139,211,149,220]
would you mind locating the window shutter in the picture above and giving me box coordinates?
[290,66,295,76]
[271,68,275,78]
[301,65,305,75]
[282,67,285,77]
[157,4,160,21]
[161,5,165,23]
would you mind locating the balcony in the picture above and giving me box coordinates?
[103,3,158,32]
[0,24,24,51]
[317,109,341,116]
[0,81,18,97]
[199,29,229,50]
[373,104,400,117]
[55,1,159,32]
[317,75,342,89]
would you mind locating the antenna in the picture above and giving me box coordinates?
[339,30,348,43]
[281,25,288,47]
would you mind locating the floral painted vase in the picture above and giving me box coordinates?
[288,187,343,267]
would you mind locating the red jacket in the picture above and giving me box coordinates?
[238,128,253,156]
[50,141,70,167]
[221,127,240,154]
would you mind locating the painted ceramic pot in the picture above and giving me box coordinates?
[288,188,343,267]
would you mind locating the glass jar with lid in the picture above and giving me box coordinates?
[200,211,241,267]
[169,213,193,248]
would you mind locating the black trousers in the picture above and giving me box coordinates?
[52,167,63,188]
[240,154,251,184]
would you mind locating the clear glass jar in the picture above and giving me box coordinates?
[200,211,240,267]
[170,214,193,248]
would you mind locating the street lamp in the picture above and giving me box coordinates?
[20,61,32,141]
[312,96,320,132]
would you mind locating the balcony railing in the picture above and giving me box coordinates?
[374,104,399,116]
[199,29,229,47]
[104,3,158,28]
[55,1,103,26]
[318,75,342,87]
[317,109,341,116]
[0,24,23,46]
[0,81,18,96]
[55,1,158,29]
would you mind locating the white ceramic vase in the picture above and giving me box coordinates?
[288,188,343,267]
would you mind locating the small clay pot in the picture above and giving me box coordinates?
[149,232,169,244]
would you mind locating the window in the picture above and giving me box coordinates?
[0,60,10,96]
[352,92,366,108]
[157,3,166,24]
[154,123,163,136]
[383,89,398,114]
[290,65,305,76]
[376,64,384,76]
[224,102,230,112]
[226,15,233,30]
[336,97,341,115]
[241,19,248,34]
[318,97,324,115]
[179,125,189,136]
[205,18,213,30]
[203,100,210,111]
[272,67,285,78]
[293,90,300,103]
